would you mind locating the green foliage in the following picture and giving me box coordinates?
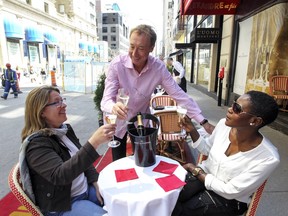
[93,73,106,112]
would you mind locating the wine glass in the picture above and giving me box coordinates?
[106,114,121,148]
[118,88,129,106]
[118,88,130,126]
[176,106,187,136]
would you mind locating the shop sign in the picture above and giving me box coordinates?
[181,0,240,15]
[191,28,221,43]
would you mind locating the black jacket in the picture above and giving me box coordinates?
[25,124,100,213]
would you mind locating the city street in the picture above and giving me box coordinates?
[1,81,288,215]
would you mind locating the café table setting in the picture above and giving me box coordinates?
[98,155,187,216]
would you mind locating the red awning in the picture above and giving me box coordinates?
[181,0,240,15]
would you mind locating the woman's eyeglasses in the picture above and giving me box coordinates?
[232,101,256,117]
[46,98,66,107]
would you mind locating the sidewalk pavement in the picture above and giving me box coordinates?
[1,82,287,215]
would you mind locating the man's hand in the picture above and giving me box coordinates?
[112,102,128,120]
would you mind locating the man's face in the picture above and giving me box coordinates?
[129,32,154,71]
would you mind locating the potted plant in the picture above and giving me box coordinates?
[93,72,106,126]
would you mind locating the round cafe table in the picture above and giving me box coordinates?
[98,155,187,216]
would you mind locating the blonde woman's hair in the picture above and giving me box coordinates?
[21,86,60,142]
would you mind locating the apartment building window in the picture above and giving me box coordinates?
[103,36,108,41]
[111,44,116,49]
[90,14,95,22]
[111,27,116,33]
[26,0,31,5]
[111,36,116,41]
[102,15,108,24]
[44,2,49,13]
[90,2,95,9]
[102,27,107,33]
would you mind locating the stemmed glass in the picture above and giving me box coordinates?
[106,113,121,148]
[176,105,187,136]
[118,88,129,106]
[118,88,131,128]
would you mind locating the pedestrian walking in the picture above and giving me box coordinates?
[167,57,187,92]
[40,68,46,84]
[1,63,18,100]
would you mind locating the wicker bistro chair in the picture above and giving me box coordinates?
[154,110,187,164]
[150,95,177,109]
[269,75,288,112]
[8,163,43,216]
[197,154,267,216]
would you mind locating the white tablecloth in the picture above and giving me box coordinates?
[98,155,187,216]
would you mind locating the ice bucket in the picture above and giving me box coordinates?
[127,113,159,167]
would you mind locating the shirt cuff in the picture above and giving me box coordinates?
[204,173,214,190]
[189,135,203,149]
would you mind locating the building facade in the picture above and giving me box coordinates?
[96,1,129,59]
[0,0,100,74]
[163,0,288,108]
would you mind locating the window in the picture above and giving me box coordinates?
[111,27,116,33]
[111,44,116,49]
[111,36,116,41]
[26,0,31,5]
[102,27,107,33]
[44,2,49,13]
[90,2,95,9]
[102,15,108,24]
[103,36,107,41]
[90,14,95,22]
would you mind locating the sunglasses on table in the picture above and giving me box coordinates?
[232,101,257,117]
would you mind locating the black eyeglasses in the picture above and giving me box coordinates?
[232,101,256,117]
[46,98,66,107]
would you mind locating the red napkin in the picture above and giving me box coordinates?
[115,168,139,182]
[152,160,178,175]
[155,174,186,192]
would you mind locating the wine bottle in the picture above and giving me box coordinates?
[136,112,146,136]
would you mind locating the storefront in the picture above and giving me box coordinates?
[3,15,25,68]
[230,1,288,102]
[44,31,58,71]
[178,0,288,106]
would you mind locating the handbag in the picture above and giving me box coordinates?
[178,171,205,202]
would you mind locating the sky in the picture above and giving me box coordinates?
[104,0,164,52]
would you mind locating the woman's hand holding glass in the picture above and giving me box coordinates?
[88,124,117,150]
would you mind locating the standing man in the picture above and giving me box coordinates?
[1,63,18,100]
[167,57,187,92]
[101,24,214,161]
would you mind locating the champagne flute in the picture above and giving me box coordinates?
[118,88,129,106]
[118,88,130,127]
[177,106,187,136]
[106,114,121,148]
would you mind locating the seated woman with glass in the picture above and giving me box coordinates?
[172,90,280,216]
[20,86,116,216]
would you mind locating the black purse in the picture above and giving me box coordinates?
[178,171,205,202]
